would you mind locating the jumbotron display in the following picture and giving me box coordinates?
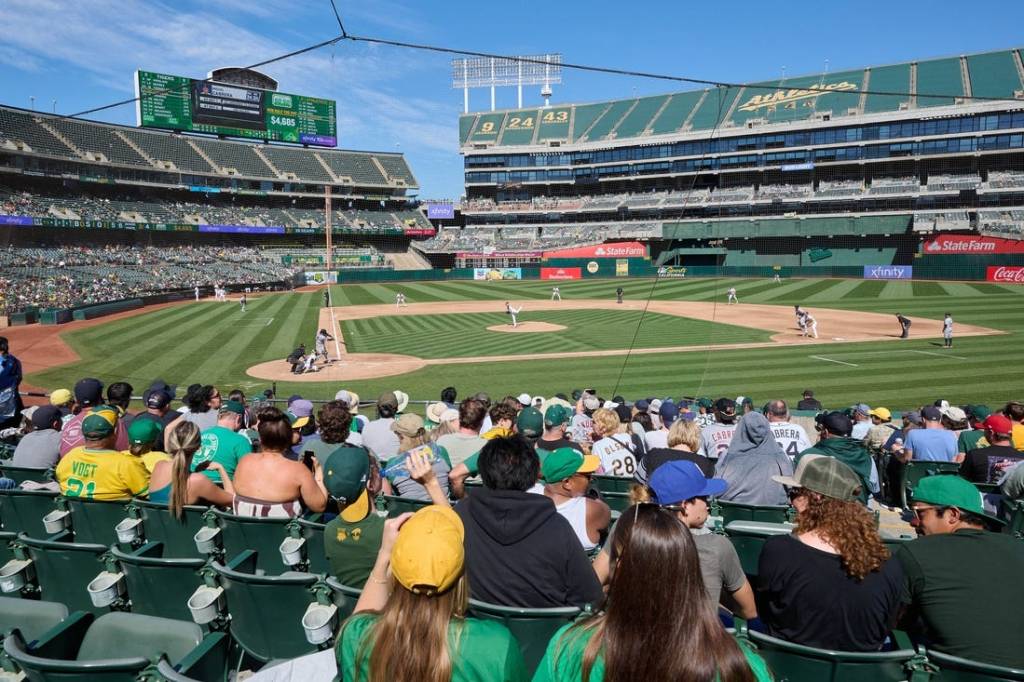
[134,70,337,147]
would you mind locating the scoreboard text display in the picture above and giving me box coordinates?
[135,70,337,147]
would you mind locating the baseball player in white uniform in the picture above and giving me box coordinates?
[727,287,738,304]
[802,311,818,338]
[551,286,561,301]
[194,286,200,302]
[315,328,334,363]
[773,272,782,283]
[239,293,247,313]
[505,301,521,328]
[794,305,806,333]
[943,313,953,348]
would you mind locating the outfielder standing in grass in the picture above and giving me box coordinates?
[727,287,738,304]
[943,313,954,348]
[551,286,561,301]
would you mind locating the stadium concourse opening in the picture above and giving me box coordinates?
[242,296,1002,383]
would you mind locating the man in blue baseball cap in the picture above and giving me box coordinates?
[593,460,757,619]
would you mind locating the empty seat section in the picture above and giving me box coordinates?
[916,57,964,107]
[863,63,912,113]
[688,86,742,131]
[580,99,634,141]
[612,95,668,138]
[0,109,76,157]
[459,114,476,145]
[121,130,216,174]
[46,119,147,166]
[259,146,334,183]
[375,154,416,184]
[535,107,572,142]
[191,138,276,178]
[569,103,608,142]
[649,91,704,135]
[467,112,505,144]
[967,51,1024,99]
[323,152,387,185]
[498,110,538,145]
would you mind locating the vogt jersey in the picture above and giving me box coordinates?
[698,423,737,460]
[770,422,813,461]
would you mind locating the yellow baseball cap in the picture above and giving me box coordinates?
[391,505,464,595]
[49,389,72,406]
[869,407,892,421]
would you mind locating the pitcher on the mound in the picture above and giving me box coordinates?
[505,301,521,328]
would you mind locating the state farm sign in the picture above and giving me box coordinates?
[987,266,1024,283]
[924,235,1024,254]
[543,241,647,259]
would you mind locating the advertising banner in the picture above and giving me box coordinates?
[541,267,582,280]
[199,225,286,234]
[987,266,1024,283]
[404,228,436,236]
[0,215,32,226]
[543,242,647,259]
[863,265,913,280]
[473,267,522,281]
[304,271,338,285]
[426,204,456,220]
[924,235,1024,254]
[458,251,542,259]
[657,266,687,278]
[615,259,629,277]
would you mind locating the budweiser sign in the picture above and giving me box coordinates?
[987,266,1024,283]
[924,235,1024,255]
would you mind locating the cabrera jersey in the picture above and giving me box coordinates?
[56,447,150,501]
[699,423,738,460]
[591,434,638,477]
[770,422,813,461]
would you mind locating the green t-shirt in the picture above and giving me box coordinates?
[335,612,526,682]
[957,429,986,454]
[896,528,1024,668]
[532,622,772,682]
[191,426,252,483]
[324,512,386,589]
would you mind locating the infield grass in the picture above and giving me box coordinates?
[24,276,1024,411]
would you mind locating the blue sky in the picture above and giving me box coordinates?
[2,0,1023,199]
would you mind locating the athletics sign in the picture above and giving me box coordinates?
[924,235,1024,254]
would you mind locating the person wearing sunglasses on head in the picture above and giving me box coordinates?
[897,475,1024,668]
[757,455,902,652]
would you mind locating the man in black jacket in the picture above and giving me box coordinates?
[455,435,602,608]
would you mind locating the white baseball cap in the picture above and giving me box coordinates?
[517,393,532,407]
[392,390,410,413]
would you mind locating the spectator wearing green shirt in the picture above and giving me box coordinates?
[898,475,1024,668]
[533,504,771,682]
[957,405,992,459]
[335,492,525,681]
[190,400,251,484]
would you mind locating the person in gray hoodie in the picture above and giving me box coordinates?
[714,412,794,506]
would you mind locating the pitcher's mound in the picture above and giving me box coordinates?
[487,321,566,333]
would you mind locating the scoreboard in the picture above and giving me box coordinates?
[135,70,337,147]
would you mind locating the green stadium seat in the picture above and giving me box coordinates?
[889,461,962,508]
[467,599,581,677]
[714,499,795,525]
[380,494,431,518]
[592,475,633,495]
[600,491,632,513]
[745,627,922,681]
[0,465,52,486]
[0,531,14,566]
[0,489,59,537]
[926,648,1024,681]
[0,597,69,672]
[209,509,291,575]
[62,497,134,547]
[324,577,363,623]
[208,559,321,664]
[108,544,205,622]
[723,520,794,577]
[1003,499,1024,540]
[15,533,109,614]
[3,611,228,682]
[131,499,211,559]
[287,518,329,574]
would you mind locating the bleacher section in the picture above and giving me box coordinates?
[44,118,147,166]
[190,138,276,179]
[260,146,334,183]
[926,173,981,192]
[0,108,75,157]
[322,153,387,186]
[912,211,971,233]
[376,154,417,185]
[978,208,1024,240]
[120,130,216,175]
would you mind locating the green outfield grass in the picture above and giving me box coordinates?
[24,276,1024,411]
[342,309,769,358]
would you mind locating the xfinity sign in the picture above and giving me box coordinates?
[864,265,912,280]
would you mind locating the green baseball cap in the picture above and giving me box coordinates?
[82,413,115,439]
[543,404,571,428]
[322,446,371,523]
[967,404,992,423]
[516,407,543,438]
[220,400,245,416]
[772,455,862,502]
[910,475,1000,523]
[697,397,713,409]
[541,447,600,483]
[127,419,161,446]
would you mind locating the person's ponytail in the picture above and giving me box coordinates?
[166,421,201,520]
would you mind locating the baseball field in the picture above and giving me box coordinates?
[12,275,1024,410]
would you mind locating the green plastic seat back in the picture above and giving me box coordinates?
[134,500,210,558]
[110,546,205,622]
[64,498,132,546]
[0,596,67,642]
[78,612,202,663]
[593,475,632,494]
[600,491,632,513]
[748,629,916,681]
[718,500,792,524]
[928,648,1024,681]
[905,461,961,491]
[381,495,430,519]
[0,465,51,486]
[467,599,580,676]
[296,518,328,574]
[724,521,794,577]
[212,510,290,575]
[0,489,58,537]
[211,561,319,663]
[3,630,148,682]
[325,578,362,623]
[19,534,109,614]
[1003,500,1024,540]
[0,530,15,565]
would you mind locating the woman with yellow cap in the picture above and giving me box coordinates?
[335,479,526,681]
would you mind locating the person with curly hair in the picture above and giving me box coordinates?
[757,454,903,651]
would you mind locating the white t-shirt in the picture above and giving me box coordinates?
[555,496,596,551]
[644,429,668,450]
[699,422,737,459]
[592,434,637,477]
[769,421,813,460]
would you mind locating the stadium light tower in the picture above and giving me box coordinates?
[452,54,562,113]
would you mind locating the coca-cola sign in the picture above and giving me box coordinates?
[925,235,1024,254]
[987,266,1024,283]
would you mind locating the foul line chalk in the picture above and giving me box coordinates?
[810,355,859,367]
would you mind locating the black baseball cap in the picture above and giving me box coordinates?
[146,390,171,410]
[714,398,736,414]
[815,411,853,436]
[31,405,63,430]
[74,378,104,407]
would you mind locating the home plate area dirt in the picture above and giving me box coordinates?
[244,299,1001,383]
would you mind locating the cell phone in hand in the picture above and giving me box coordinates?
[302,451,315,471]
[195,461,211,472]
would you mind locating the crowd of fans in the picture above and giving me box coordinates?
[0,244,299,314]
[2,357,1023,678]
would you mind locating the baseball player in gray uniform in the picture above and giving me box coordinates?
[551,286,561,301]
[727,287,738,304]
[943,313,954,348]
